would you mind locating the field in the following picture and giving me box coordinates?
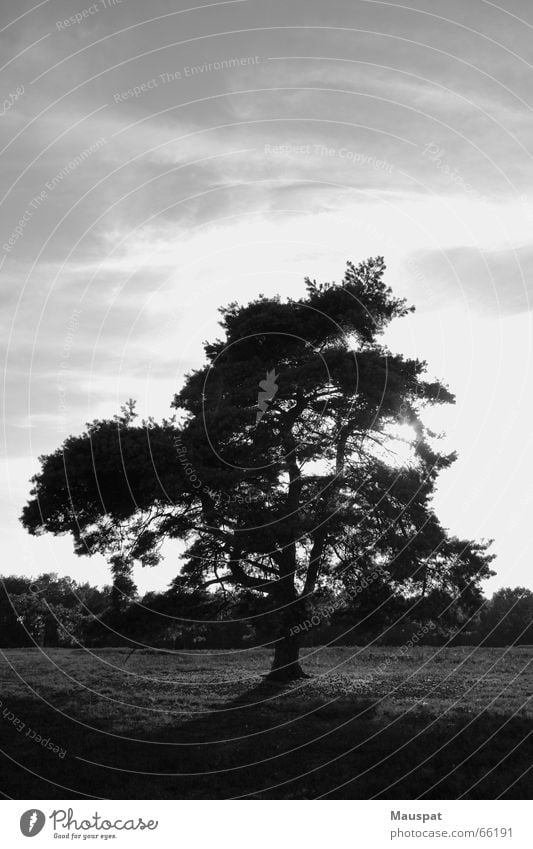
[0,645,531,799]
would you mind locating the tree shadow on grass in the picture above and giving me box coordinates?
[0,678,531,799]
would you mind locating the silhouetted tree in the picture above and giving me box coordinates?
[0,573,109,647]
[478,587,533,645]
[21,259,494,678]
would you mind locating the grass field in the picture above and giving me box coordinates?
[0,645,531,799]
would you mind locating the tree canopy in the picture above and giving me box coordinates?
[21,258,494,678]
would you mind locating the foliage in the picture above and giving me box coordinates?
[20,259,495,676]
[0,573,109,648]
[477,587,533,645]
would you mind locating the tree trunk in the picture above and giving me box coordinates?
[269,630,307,680]
[267,601,309,681]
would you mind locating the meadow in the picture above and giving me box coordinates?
[0,645,531,799]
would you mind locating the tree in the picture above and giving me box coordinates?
[478,587,533,645]
[21,258,494,679]
[0,573,109,647]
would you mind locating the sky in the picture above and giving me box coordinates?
[1,0,533,595]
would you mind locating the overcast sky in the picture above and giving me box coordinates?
[1,0,533,594]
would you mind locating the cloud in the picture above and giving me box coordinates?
[3,0,533,591]
[404,244,533,315]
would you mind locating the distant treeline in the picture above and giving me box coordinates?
[1,573,532,649]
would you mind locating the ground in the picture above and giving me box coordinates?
[0,645,531,799]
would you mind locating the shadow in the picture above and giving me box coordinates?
[0,672,531,799]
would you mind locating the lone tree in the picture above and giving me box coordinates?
[21,258,494,678]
